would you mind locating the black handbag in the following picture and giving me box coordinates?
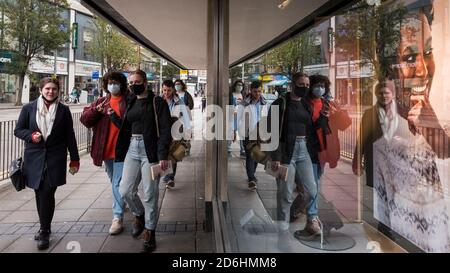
[9,157,26,191]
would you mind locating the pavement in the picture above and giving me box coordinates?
[0,99,213,253]
[225,144,406,253]
[0,139,213,253]
[0,98,405,253]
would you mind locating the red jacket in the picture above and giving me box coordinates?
[80,94,127,166]
[318,101,351,168]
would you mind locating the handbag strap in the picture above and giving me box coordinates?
[153,96,160,138]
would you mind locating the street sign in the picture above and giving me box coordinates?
[92,70,99,79]
[72,23,78,49]
[328,27,334,53]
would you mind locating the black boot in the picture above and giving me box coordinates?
[37,230,50,250]
[141,229,156,253]
[34,229,51,241]
[132,215,145,238]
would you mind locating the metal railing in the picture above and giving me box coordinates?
[0,113,91,181]
[337,117,450,160]
[338,117,359,160]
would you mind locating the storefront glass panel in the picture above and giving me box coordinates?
[222,0,450,253]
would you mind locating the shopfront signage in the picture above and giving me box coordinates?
[29,57,67,75]
[75,62,101,76]
[180,69,188,80]
[336,61,374,79]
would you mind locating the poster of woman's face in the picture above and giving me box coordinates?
[372,0,450,252]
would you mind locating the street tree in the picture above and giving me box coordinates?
[0,0,71,106]
[153,60,179,80]
[229,63,252,82]
[262,31,320,77]
[86,18,138,74]
[335,0,407,82]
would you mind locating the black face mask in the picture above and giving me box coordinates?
[42,95,58,104]
[130,84,145,95]
[293,86,308,98]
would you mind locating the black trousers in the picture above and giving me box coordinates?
[34,173,57,231]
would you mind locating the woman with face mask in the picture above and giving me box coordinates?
[290,74,332,237]
[161,79,191,189]
[80,72,130,236]
[228,79,246,157]
[174,79,194,111]
[116,70,172,253]
[267,72,321,247]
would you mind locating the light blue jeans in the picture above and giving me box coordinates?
[119,136,160,230]
[104,159,125,219]
[307,163,323,218]
[277,138,317,231]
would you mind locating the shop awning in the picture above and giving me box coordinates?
[266,80,289,86]
[81,0,352,69]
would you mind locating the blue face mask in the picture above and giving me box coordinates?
[312,87,325,98]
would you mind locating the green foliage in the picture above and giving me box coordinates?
[0,0,71,105]
[86,18,138,72]
[153,60,180,80]
[229,64,251,82]
[335,0,407,81]
[262,31,320,76]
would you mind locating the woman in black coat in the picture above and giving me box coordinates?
[14,77,80,250]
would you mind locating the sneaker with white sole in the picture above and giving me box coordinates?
[166,180,175,189]
[109,218,124,235]
[248,181,257,191]
[304,217,322,236]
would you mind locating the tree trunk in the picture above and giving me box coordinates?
[15,73,25,106]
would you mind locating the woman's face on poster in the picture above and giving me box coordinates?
[397,12,435,124]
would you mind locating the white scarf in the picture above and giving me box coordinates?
[377,101,399,142]
[36,95,59,141]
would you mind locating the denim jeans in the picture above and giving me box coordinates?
[162,162,177,182]
[290,163,323,219]
[119,136,160,230]
[243,140,258,182]
[104,159,125,219]
[307,163,323,218]
[276,138,317,231]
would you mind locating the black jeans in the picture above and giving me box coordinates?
[34,173,57,231]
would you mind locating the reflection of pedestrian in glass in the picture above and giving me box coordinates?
[201,95,206,112]
[376,76,449,252]
[161,80,191,189]
[237,81,266,190]
[80,72,129,236]
[228,79,246,157]
[267,76,318,242]
[14,77,80,250]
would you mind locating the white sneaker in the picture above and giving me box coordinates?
[109,218,124,235]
